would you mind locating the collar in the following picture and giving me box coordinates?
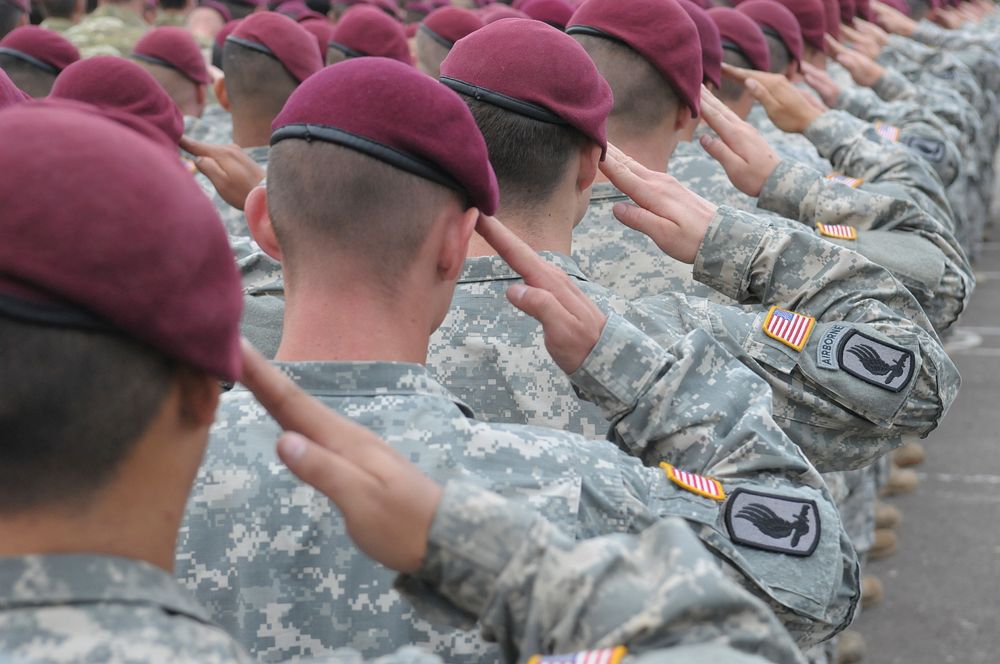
[232,361,476,418]
[458,251,587,284]
[0,554,213,624]
[588,181,627,205]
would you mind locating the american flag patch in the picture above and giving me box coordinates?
[874,122,901,142]
[817,223,858,240]
[825,173,864,188]
[660,462,726,501]
[528,646,628,664]
[762,306,816,352]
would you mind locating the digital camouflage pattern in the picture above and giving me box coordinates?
[186,103,234,146]
[194,144,268,240]
[64,4,149,57]
[178,315,856,661]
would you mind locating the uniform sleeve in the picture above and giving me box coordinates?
[397,482,806,664]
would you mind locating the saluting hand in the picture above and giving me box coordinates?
[825,35,886,88]
[840,24,883,58]
[720,63,823,133]
[180,136,266,211]
[801,61,843,108]
[697,86,781,197]
[871,1,918,35]
[475,214,608,375]
[239,340,443,574]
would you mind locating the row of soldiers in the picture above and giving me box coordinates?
[0,0,994,661]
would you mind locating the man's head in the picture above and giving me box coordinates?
[708,7,770,118]
[133,27,210,117]
[737,0,803,77]
[0,26,79,97]
[159,0,193,13]
[0,0,28,40]
[217,0,261,19]
[246,58,496,331]
[415,5,481,78]
[0,102,241,519]
[327,4,411,65]
[519,0,574,28]
[39,0,84,20]
[769,0,826,67]
[680,0,722,91]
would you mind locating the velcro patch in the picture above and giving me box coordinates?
[817,223,858,240]
[901,135,946,163]
[762,306,816,352]
[528,646,627,664]
[838,329,916,392]
[815,324,852,370]
[874,122,901,142]
[661,462,725,501]
[725,488,820,556]
[826,173,864,188]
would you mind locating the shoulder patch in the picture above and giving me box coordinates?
[725,488,820,557]
[874,122,901,142]
[762,306,816,352]
[816,223,858,240]
[660,462,726,501]
[825,173,864,188]
[815,324,852,370]
[901,135,946,163]
[528,646,628,664]
[837,329,916,392]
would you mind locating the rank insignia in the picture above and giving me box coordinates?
[528,646,628,664]
[825,173,864,188]
[838,329,916,392]
[874,122,901,142]
[725,488,821,556]
[762,306,816,352]
[816,223,857,240]
[660,462,725,501]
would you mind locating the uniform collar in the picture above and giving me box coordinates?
[458,251,587,284]
[0,554,213,624]
[588,181,627,205]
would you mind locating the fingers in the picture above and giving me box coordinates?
[599,147,658,197]
[744,77,779,109]
[611,201,675,238]
[506,284,570,331]
[191,155,224,182]
[825,34,848,55]
[179,135,210,156]
[475,214,565,290]
[277,432,377,506]
[699,132,745,174]
[720,62,752,82]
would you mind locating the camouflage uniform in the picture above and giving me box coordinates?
[179,316,857,659]
[38,16,75,32]
[154,10,188,26]
[238,248,284,354]
[185,104,234,146]
[64,4,148,58]
[191,145,267,250]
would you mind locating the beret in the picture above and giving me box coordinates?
[567,0,702,117]
[0,104,242,381]
[276,0,327,20]
[440,19,612,157]
[679,0,722,88]
[736,0,804,66]
[215,18,241,48]
[300,17,335,55]
[133,27,211,85]
[838,0,856,24]
[51,56,184,147]
[228,12,324,83]
[763,0,826,52]
[272,57,498,214]
[708,8,770,72]
[855,0,873,21]
[367,0,401,19]
[820,0,840,38]
[0,68,26,108]
[420,6,483,47]
[330,5,411,64]
[0,27,80,74]
[404,21,418,37]
[479,4,528,21]
[879,0,910,13]
[520,0,575,29]
[199,0,233,22]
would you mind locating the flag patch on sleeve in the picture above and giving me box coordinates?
[874,122,901,142]
[528,646,628,664]
[817,223,858,240]
[825,173,864,188]
[762,306,816,352]
[660,462,726,501]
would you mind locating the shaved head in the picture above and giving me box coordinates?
[414,29,450,78]
[0,54,55,97]
[223,40,298,121]
[134,59,203,116]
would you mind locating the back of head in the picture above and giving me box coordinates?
[679,0,722,88]
[0,0,27,40]
[520,0,574,29]
[415,5,482,77]
[133,26,209,115]
[736,0,803,74]
[766,0,826,55]
[328,5,411,64]
[709,6,770,100]
[218,0,259,19]
[0,26,80,96]
[0,102,241,514]
[39,0,77,19]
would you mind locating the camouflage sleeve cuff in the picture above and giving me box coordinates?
[757,159,825,224]
[568,313,670,420]
[802,110,867,161]
[912,21,946,45]
[693,206,768,302]
[835,86,877,121]
[872,68,917,102]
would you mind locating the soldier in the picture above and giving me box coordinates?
[680,0,723,92]
[0,66,25,105]
[414,5,482,78]
[0,0,27,40]
[64,0,149,57]
[327,4,412,65]
[0,26,80,97]
[154,0,193,24]
[0,101,803,664]
[520,0,575,28]
[707,7,771,119]
[178,57,855,661]
[38,0,84,31]
[133,26,211,122]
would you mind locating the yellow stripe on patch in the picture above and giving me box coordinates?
[762,306,816,352]
[660,462,726,501]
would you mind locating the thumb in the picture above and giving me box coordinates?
[194,155,226,183]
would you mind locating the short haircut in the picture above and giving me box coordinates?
[0,53,56,97]
[325,44,347,65]
[39,0,76,18]
[305,0,329,15]
[719,48,751,102]
[267,140,463,292]
[0,318,175,514]
[907,0,931,19]
[159,0,187,9]
[135,59,200,112]
[218,0,255,19]
[573,33,679,138]
[462,96,587,212]
[414,28,449,79]
[223,40,299,119]
[0,3,23,39]
[764,33,791,74]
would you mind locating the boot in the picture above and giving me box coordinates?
[880,466,919,496]
[869,528,898,560]
[875,501,902,529]
[892,441,926,468]
[836,630,867,664]
[861,574,884,609]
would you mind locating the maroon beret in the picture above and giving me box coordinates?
[367,0,402,19]
[272,57,498,214]
[0,68,26,108]
[0,104,242,381]
[276,0,327,21]
[301,17,335,55]
[404,21,418,37]
[228,11,324,83]
[420,6,483,47]
[330,5,411,64]
[679,0,722,88]
[0,26,79,74]
[709,8,770,72]
[215,18,241,48]
[880,0,910,14]
[737,0,804,66]
[838,0,856,24]
[765,0,826,52]
[568,0,702,117]
[440,19,612,157]
[855,0,873,21]
[479,4,528,22]
[521,0,575,28]
[133,27,211,85]
[820,0,840,37]
[199,0,234,22]
[51,56,184,147]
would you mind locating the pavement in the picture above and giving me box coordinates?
[856,242,1000,663]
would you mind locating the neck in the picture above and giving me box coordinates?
[466,202,575,257]
[276,278,432,364]
[231,111,273,149]
[594,132,673,183]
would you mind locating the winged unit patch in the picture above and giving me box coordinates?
[725,488,820,556]
[838,330,916,392]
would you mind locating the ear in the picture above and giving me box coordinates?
[215,76,230,111]
[175,367,221,428]
[437,206,478,281]
[576,142,602,194]
[245,186,283,261]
